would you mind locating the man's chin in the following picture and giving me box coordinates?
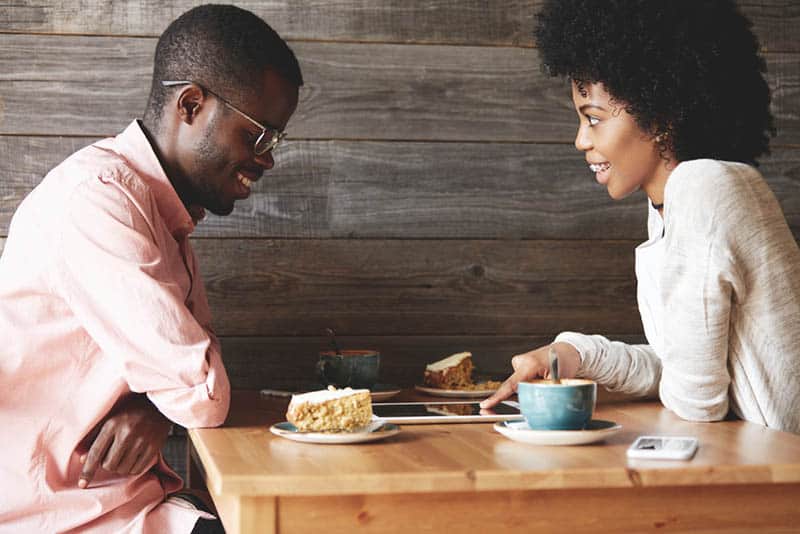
[206,202,235,217]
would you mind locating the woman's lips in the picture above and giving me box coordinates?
[588,162,611,173]
[589,162,611,185]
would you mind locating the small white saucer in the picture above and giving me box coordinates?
[270,420,400,444]
[494,419,622,446]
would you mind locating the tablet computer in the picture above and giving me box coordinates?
[372,400,521,424]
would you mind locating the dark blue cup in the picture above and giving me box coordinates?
[316,350,380,389]
[517,379,597,430]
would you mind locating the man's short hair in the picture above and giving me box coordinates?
[145,4,303,124]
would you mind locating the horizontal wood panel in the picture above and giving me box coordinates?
[0,137,644,239]
[193,238,641,337]
[219,334,647,390]
[3,138,800,240]
[1,36,798,145]
[0,237,642,336]
[1,1,797,52]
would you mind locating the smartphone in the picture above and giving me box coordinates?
[626,435,699,460]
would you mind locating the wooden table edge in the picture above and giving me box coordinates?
[185,429,800,497]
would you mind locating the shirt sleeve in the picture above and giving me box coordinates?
[554,332,661,397]
[656,201,734,422]
[54,174,230,428]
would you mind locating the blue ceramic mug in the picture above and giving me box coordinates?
[317,350,380,389]
[517,379,597,430]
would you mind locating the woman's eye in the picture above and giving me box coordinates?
[587,116,600,126]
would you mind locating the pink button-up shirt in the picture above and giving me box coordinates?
[0,120,231,532]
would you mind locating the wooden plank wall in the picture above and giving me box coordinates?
[1,1,799,392]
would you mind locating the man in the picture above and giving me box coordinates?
[0,5,302,532]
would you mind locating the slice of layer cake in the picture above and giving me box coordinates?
[424,351,474,389]
[286,387,372,432]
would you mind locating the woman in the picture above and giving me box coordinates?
[481,0,800,433]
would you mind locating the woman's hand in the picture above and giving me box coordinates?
[480,342,581,409]
[77,394,172,488]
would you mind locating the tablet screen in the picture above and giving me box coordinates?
[372,401,521,424]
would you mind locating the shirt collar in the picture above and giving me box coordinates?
[111,120,202,240]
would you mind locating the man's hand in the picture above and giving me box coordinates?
[479,342,581,409]
[78,394,172,489]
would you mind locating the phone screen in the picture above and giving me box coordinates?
[627,435,699,460]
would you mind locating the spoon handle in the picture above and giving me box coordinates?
[325,327,342,355]
[548,346,560,384]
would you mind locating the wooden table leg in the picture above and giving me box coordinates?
[186,441,206,491]
[212,493,277,534]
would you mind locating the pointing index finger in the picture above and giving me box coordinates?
[480,375,518,409]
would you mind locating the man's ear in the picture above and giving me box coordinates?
[175,84,207,125]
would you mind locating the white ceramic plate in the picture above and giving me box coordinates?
[269,420,400,444]
[260,383,401,401]
[493,419,622,446]
[414,385,498,398]
[369,384,402,401]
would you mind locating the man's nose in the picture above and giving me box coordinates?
[255,151,274,170]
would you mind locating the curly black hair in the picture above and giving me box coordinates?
[144,4,303,126]
[535,0,775,165]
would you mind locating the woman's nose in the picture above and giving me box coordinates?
[574,123,592,152]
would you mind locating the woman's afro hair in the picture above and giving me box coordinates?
[535,0,775,165]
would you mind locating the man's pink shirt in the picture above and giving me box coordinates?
[0,121,231,532]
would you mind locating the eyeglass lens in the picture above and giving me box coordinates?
[255,131,281,155]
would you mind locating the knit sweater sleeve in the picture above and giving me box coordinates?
[654,161,739,422]
[554,332,661,397]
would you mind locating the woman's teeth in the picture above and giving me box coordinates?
[589,162,611,173]
[237,173,252,188]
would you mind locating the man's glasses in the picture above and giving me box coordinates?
[161,80,286,155]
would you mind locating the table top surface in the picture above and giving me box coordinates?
[189,390,800,497]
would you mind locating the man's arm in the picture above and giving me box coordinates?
[56,176,229,428]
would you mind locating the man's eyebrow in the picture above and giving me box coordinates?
[579,104,606,113]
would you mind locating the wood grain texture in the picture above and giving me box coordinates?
[2,137,799,240]
[218,334,648,390]
[192,238,640,337]
[0,136,643,239]
[1,35,798,145]
[214,494,276,534]
[193,393,800,532]
[190,392,800,497]
[1,1,797,52]
[275,485,800,534]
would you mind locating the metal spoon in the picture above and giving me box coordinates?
[548,346,560,384]
[325,327,342,356]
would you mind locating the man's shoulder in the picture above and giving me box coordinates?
[29,142,155,228]
[55,141,152,198]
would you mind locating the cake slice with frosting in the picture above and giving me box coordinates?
[286,387,372,432]
[423,351,474,389]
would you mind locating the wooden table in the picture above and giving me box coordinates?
[188,390,800,533]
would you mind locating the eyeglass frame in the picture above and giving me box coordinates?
[161,80,286,155]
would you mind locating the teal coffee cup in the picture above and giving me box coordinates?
[316,350,380,389]
[517,379,597,430]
